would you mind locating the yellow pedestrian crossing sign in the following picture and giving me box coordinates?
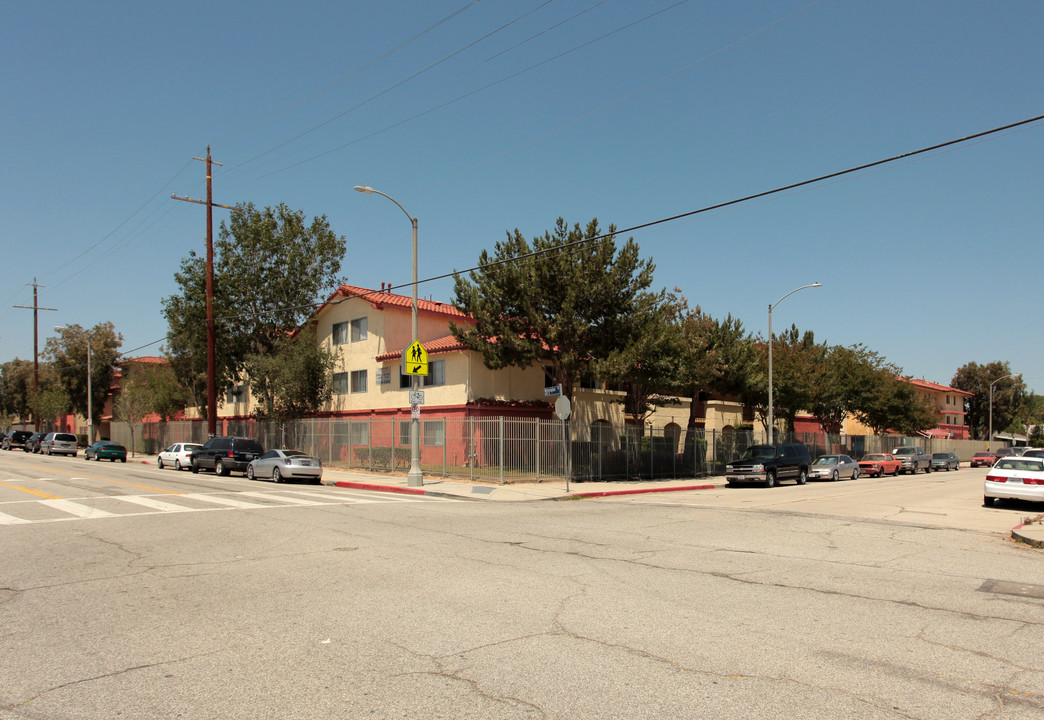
[402,340,428,376]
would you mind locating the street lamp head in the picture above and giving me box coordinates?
[354,186,374,194]
[811,282,822,288]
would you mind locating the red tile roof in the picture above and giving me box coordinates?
[122,356,168,365]
[904,378,972,396]
[319,284,471,321]
[376,334,469,361]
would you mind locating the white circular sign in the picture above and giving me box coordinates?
[554,395,571,420]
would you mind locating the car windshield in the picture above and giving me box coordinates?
[813,457,838,465]
[974,452,992,457]
[893,448,915,455]
[739,446,776,461]
[996,459,1044,471]
[862,454,888,461]
[932,453,948,459]
[283,450,307,457]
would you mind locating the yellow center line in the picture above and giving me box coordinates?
[20,464,184,495]
[0,481,62,499]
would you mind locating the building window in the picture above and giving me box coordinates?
[332,321,350,345]
[349,421,368,446]
[351,317,367,342]
[399,421,410,446]
[400,359,446,388]
[423,420,445,447]
[351,370,367,393]
[423,359,445,387]
[225,384,247,404]
[332,372,348,395]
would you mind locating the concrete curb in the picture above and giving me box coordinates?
[559,484,717,500]
[1011,514,1044,548]
[332,480,427,496]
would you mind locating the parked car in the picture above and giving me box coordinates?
[970,451,997,468]
[2,430,34,450]
[157,442,202,471]
[892,446,931,474]
[930,452,959,471]
[40,432,78,456]
[1019,448,1044,459]
[85,441,127,462]
[984,456,1044,507]
[246,449,323,483]
[23,432,45,453]
[857,453,902,478]
[998,446,1027,457]
[190,436,264,476]
[725,443,812,487]
[809,454,859,481]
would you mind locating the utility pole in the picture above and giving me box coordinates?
[13,278,57,430]
[173,146,233,437]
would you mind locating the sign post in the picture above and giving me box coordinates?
[555,395,572,492]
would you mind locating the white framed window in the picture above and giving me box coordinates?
[351,369,367,393]
[225,384,247,404]
[349,421,368,445]
[332,372,348,395]
[423,420,445,447]
[399,421,410,445]
[423,359,446,387]
[351,317,367,342]
[332,321,350,345]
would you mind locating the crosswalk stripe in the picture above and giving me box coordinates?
[180,493,270,509]
[0,511,32,525]
[281,489,381,503]
[238,491,325,506]
[40,499,117,519]
[115,496,194,513]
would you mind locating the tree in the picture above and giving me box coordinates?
[851,370,936,436]
[750,324,819,435]
[243,330,336,419]
[27,366,70,432]
[951,361,1025,440]
[451,218,657,401]
[114,369,153,456]
[44,323,123,432]
[140,363,191,421]
[807,344,891,435]
[596,291,680,426]
[1,358,34,421]
[669,299,757,452]
[162,202,346,418]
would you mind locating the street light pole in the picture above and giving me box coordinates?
[988,374,1014,451]
[354,185,423,487]
[767,282,822,445]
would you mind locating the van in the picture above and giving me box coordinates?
[41,432,79,456]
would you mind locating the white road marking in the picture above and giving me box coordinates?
[39,499,117,519]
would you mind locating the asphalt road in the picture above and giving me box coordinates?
[1,453,1042,719]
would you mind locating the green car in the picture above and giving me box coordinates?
[85,441,127,463]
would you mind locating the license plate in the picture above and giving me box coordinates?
[1009,477,1023,484]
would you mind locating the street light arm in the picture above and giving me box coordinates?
[354,186,415,224]
[770,282,822,311]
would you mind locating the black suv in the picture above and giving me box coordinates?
[190,436,264,476]
[2,430,33,451]
[725,443,812,487]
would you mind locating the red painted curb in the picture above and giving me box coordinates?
[334,480,426,496]
[569,484,716,499]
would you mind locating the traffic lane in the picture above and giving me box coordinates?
[617,467,1036,534]
[0,451,261,501]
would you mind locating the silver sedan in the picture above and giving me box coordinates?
[809,454,860,481]
[246,449,323,483]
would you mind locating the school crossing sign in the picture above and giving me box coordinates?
[401,340,428,376]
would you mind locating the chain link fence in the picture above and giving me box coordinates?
[109,417,991,484]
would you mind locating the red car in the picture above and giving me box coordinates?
[970,451,996,468]
[858,453,902,478]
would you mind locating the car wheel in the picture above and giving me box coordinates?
[764,470,776,488]
[175,459,182,471]
[852,468,859,480]
[831,470,839,482]
[120,458,126,463]
[158,457,164,469]
[272,467,282,483]
[983,495,995,507]
[247,465,255,481]
[924,464,930,473]
[96,454,103,461]
[215,459,226,476]
[191,460,199,474]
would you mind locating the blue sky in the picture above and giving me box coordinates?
[2,0,1042,392]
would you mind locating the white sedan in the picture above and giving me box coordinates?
[984,456,1044,506]
[157,442,202,471]
[246,449,323,483]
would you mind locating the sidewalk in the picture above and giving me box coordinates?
[320,466,720,502]
[320,466,1044,547]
